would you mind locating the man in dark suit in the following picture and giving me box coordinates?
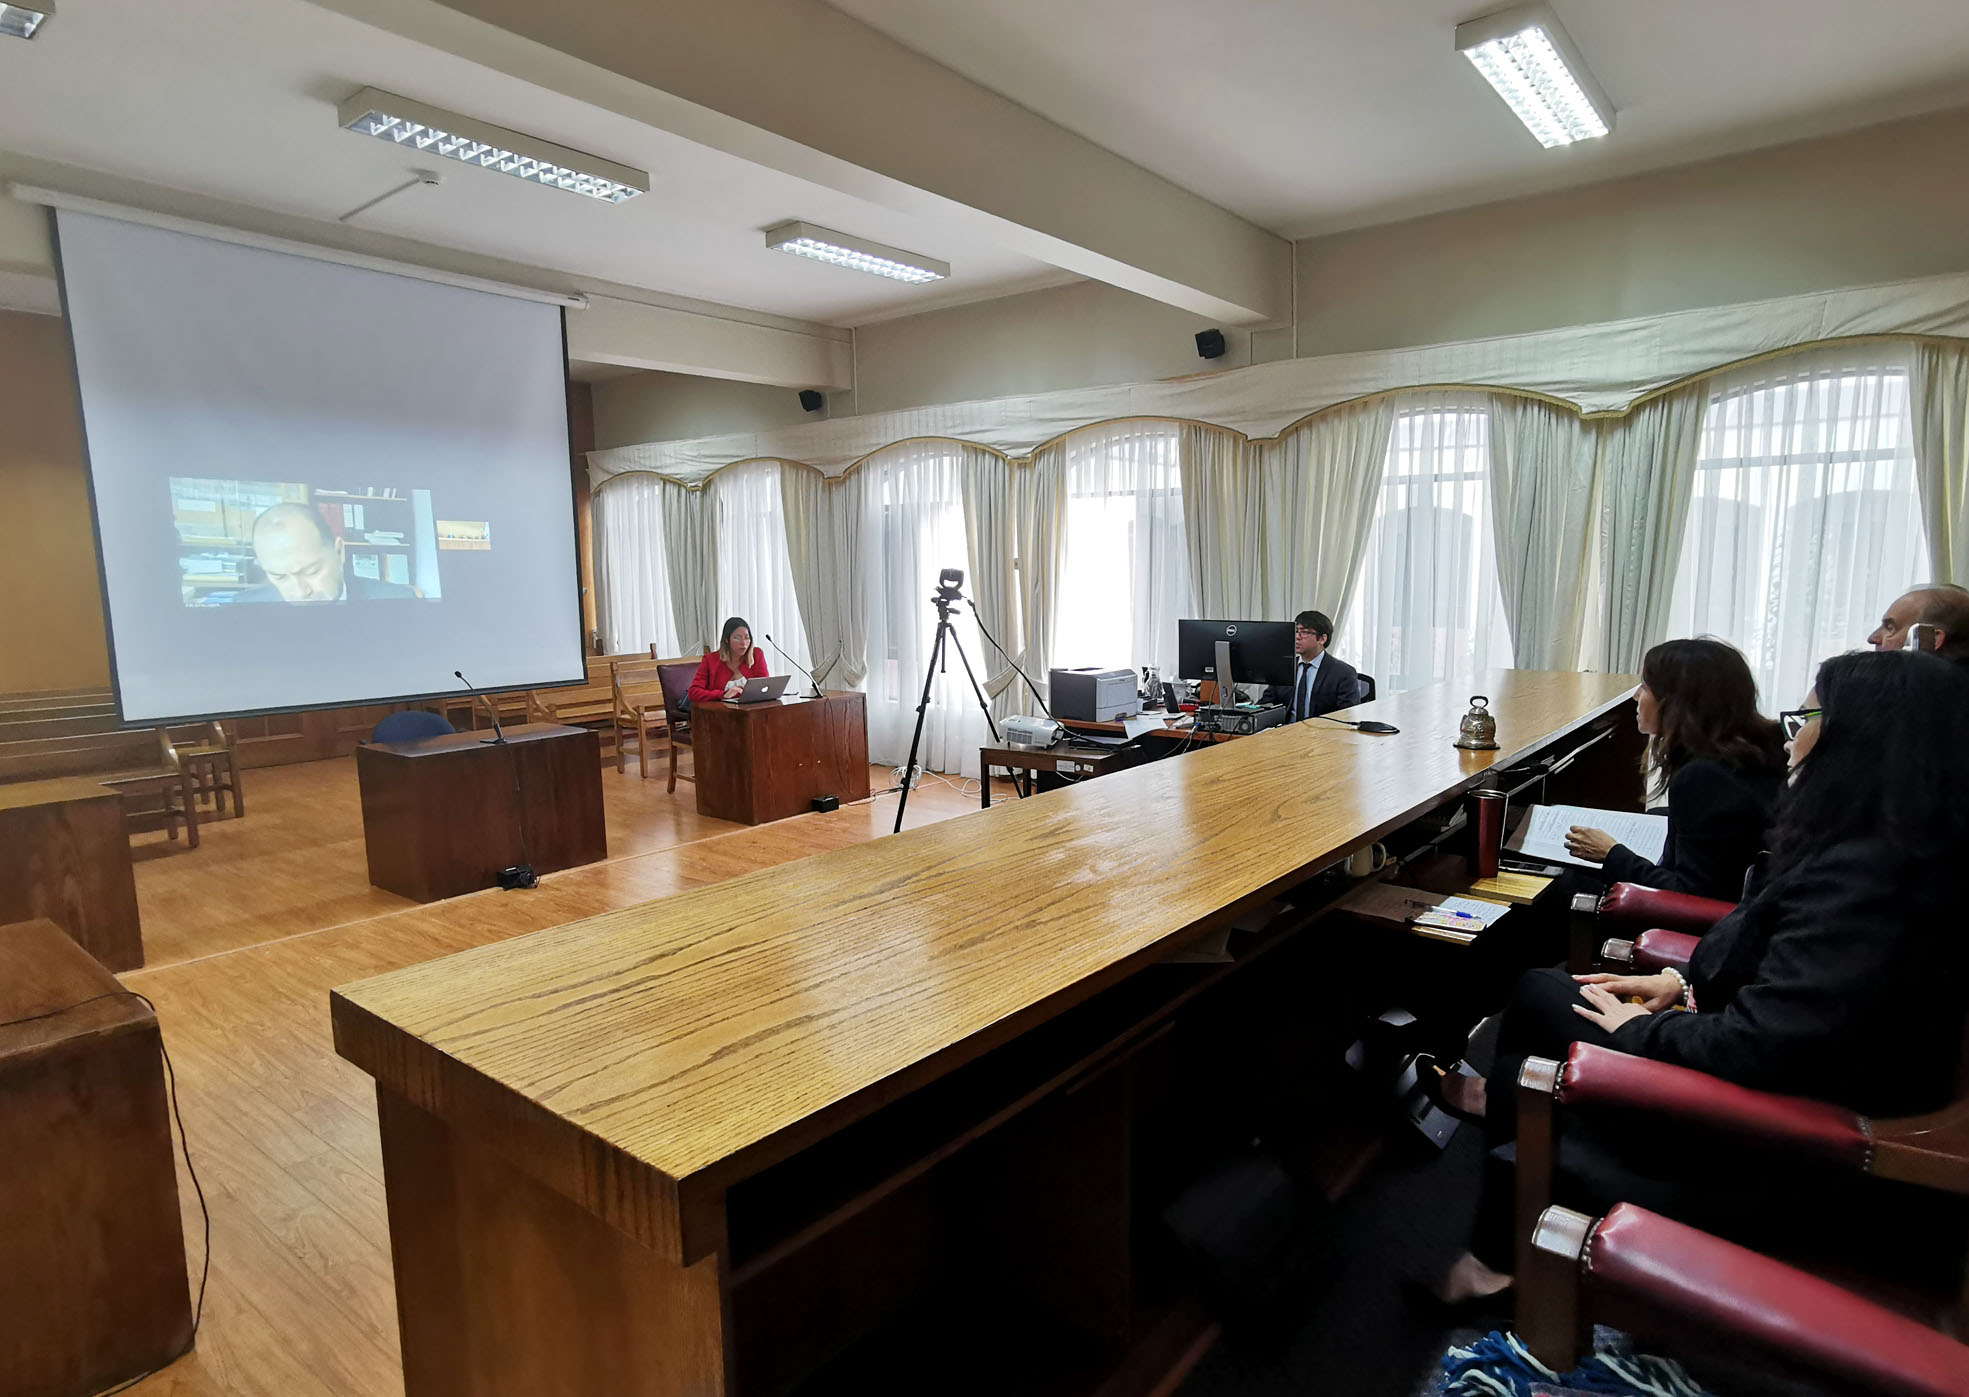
[234,501,416,604]
[1264,609,1363,720]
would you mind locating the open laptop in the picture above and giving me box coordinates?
[731,674,791,705]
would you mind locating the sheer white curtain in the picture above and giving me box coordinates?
[1341,394,1512,693]
[1259,396,1401,634]
[706,460,811,675]
[779,462,842,684]
[592,475,684,657]
[1911,341,1969,585]
[1053,422,1192,682]
[1178,425,1264,619]
[1487,395,1597,670]
[861,442,991,776]
[1594,388,1705,673]
[1666,349,1930,708]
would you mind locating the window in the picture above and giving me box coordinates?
[1666,361,1929,709]
[591,474,683,657]
[1052,423,1191,682]
[1342,402,1512,693]
[709,461,810,674]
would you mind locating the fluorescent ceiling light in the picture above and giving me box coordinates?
[1455,3,1612,149]
[764,221,948,284]
[338,87,647,204]
[0,3,51,39]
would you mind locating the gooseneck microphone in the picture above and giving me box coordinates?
[1312,713,1402,735]
[762,633,823,699]
[454,668,508,745]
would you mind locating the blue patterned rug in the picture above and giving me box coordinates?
[1427,1329,1711,1397]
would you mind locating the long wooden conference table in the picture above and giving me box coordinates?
[332,671,1639,1396]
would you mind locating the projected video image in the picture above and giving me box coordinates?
[169,478,479,606]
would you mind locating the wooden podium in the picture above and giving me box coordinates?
[0,777,144,971]
[692,691,870,825]
[355,723,606,902]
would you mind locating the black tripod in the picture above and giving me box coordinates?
[894,583,1000,833]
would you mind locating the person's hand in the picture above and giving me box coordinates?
[723,679,744,699]
[1573,981,1652,1031]
[1574,971,1682,1012]
[1565,826,1617,862]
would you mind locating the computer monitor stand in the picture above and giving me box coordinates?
[1214,639,1235,705]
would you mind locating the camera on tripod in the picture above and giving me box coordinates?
[934,567,964,602]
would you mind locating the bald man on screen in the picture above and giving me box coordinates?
[234,502,416,604]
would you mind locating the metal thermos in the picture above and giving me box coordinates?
[1472,790,1507,880]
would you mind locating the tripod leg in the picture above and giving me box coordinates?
[943,629,1001,745]
[893,621,947,834]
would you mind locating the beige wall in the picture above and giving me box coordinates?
[0,308,111,691]
[850,280,1284,417]
[1294,104,1969,356]
[590,370,822,450]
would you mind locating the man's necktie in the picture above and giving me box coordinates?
[1294,662,1311,721]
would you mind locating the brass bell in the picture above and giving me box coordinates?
[1454,695,1499,750]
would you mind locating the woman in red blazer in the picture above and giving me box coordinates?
[688,616,769,705]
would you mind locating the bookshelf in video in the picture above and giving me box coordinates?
[170,478,448,606]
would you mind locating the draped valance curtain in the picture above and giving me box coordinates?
[590,334,1966,760]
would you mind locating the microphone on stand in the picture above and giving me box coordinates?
[454,669,508,744]
[763,633,823,699]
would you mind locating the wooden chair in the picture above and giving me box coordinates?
[528,652,646,759]
[0,728,199,847]
[166,721,243,819]
[610,659,670,778]
[655,662,698,793]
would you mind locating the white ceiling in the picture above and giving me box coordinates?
[0,0,1070,326]
[827,0,1969,237]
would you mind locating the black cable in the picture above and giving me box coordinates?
[0,988,212,1393]
[957,593,1053,718]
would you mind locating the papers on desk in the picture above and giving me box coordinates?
[1515,804,1669,871]
[1337,883,1514,940]
[1121,714,1170,739]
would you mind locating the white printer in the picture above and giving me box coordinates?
[1048,667,1142,723]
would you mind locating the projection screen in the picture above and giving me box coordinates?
[54,208,585,724]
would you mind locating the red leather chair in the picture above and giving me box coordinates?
[1567,882,1737,973]
[1522,1201,1969,1395]
[1514,1043,1969,1362]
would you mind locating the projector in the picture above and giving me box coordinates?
[1002,714,1062,750]
[1048,667,1141,723]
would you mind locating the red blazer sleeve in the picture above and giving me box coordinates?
[688,654,727,706]
[744,650,769,680]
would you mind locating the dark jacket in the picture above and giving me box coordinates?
[1613,836,1961,1118]
[1599,757,1785,902]
[1262,654,1364,720]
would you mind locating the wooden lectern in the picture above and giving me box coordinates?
[692,692,870,825]
[355,723,607,901]
[0,777,144,971]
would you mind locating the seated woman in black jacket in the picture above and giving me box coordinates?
[1429,649,1969,1308]
[1563,636,1787,902]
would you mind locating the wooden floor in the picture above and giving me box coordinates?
[113,754,993,1396]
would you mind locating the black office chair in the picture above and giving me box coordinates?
[1357,673,1377,703]
[370,710,456,744]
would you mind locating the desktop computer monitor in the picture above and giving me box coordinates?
[1176,619,1297,691]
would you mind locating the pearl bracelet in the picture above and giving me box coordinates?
[1661,966,1696,1012]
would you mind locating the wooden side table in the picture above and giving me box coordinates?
[0,919,192,1396]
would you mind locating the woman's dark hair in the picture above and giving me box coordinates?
[1639,637,1786,799]
[718,616,752,666]
[1769,649,1969,876]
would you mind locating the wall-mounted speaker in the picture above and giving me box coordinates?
[798,389,824,412]
[1195,328,1227,360]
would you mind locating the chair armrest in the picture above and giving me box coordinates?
[1556,1044,1869,1169]
[1548,1203,1969,1397]
[1629,928,1700,973]
[1597,883,1737,936]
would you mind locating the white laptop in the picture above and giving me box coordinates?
[731,674,791,704]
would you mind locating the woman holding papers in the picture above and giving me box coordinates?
[1422,650,1969,1311]
[688,616,769,705]
[1562,638,1787,902]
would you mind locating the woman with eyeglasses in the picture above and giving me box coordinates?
[1423,649,1969,1311]
[1560,637,1787,902]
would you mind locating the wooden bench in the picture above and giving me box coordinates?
[528,652,646,757]
[0,729,199,847]
[0,710,125,744]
